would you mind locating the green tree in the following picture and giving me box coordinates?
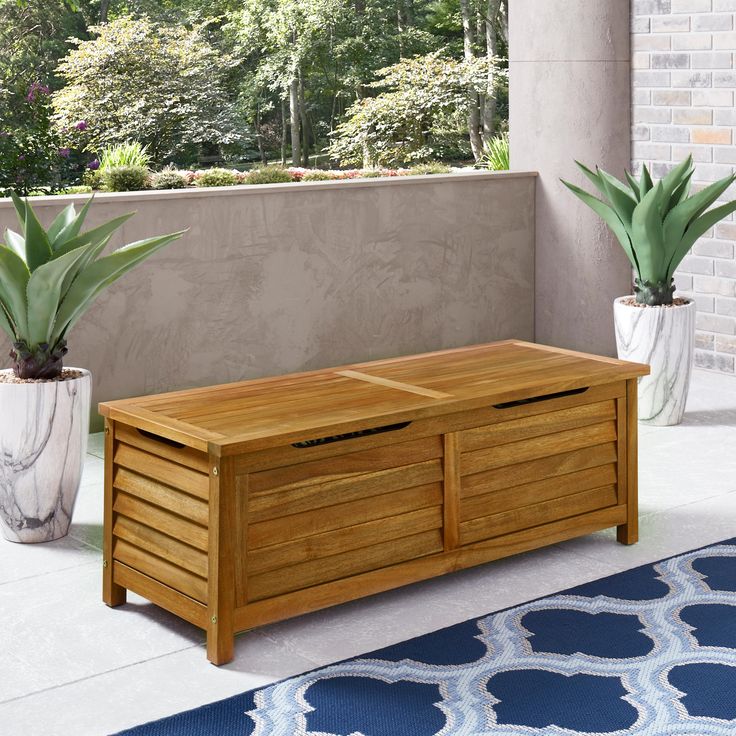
[329,51,504,167]
[52,16,247,162]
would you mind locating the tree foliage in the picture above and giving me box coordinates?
[329,52,505,167]
[52,16,247,160]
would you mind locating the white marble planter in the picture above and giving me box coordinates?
[613,297,696,426]
[0,369,91,543]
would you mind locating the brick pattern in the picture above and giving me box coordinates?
[632,0,736,373]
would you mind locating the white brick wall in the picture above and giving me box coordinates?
[632,0,736,373]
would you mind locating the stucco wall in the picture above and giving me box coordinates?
[0,172,536,429]
[509,0,633,357]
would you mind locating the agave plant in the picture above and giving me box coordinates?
[0,192,183,379]
[562,156,736,305]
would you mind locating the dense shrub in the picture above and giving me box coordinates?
[82,167,102,190]
[150,168,189,190]
[246,167,293,185]
[479,131,509,171]
[102,165,150,192]
[407,162,452,175]
[301,170,333,182]
[195,168,239,187]
[53,17,246,162]
[62,185,93,194]
[100,141,151,171]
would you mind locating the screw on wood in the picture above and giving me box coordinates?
[212,467,219,476]
[103,560,108,568]
[211,615,217,624]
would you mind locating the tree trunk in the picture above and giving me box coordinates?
[403,0,415,26]
[299,72,309,167]
[280,98,287,166]
[483,0,502,139]
[289,78,301,167]
[99,0,111,23]
[460,0,483,161]
[255,101,267,165]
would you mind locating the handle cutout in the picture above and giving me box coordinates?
[493,386,588,410]
[137,428,186,449]
[292,421,411,448]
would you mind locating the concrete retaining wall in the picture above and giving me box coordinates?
[0,172,536,428]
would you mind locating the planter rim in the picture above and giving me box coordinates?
[0,367,91,383]
[613,295,695,309]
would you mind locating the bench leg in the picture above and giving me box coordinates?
[617,521,638,546]
[207,616,234,665]
[103,563,127,607]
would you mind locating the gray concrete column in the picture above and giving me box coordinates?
[509,0,632,356]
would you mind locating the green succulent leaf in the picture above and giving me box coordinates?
[667,199,736,280]
[52,231,185,344]
[51,197,93,251]
[53,212,135,259]
[625,171,642,202]
[574,161,607,197]
[4,229,26,263]
[0,301,15,341]
[640,165,654,199]
[667,171,693,213]
[47,204,78,246]
[598,170,636,230]
[632,181,667,281]
[0,245,30,338]
[11,192,53,272]
[659,156,694,205]
[561,179,639,271]
[663,174,736,255]
[26,246,93,346]
[9,190,27,232]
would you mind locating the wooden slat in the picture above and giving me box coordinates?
[114,515,208,578]
[461,400,616,452]
[443,433,460,551]
[113,538,207,602]
[248,460,443,523]
[114,492,208,551]
[114,443,209,500]
[459,485,618,546]
[248,436,443,494]
[231,382,625,472]
[618,378,639,545]
[234,505,628,631]
[461,422,617,476]
[115,422,209,473]
[248,529,442,601]
[248,482,442,549]
[207,456,237,665]
[460,464,618,522]
[335,369,453,399]
[113,561,208,629]
[462,442,618,498]
[249,506,443,575]
[103,420,126,607]
[114,466,209,527]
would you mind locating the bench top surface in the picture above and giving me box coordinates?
[99,340,649,452]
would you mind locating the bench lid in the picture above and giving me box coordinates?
[98,340,649,453]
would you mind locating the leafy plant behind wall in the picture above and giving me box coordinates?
[0,193,183,379]
[562,156,736,305]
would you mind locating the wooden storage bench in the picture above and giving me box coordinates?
[99,340,649,664]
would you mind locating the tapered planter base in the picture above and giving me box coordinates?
[614,297,695,426]
[0,369,91,543]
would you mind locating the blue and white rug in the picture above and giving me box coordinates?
[118,538,736,735]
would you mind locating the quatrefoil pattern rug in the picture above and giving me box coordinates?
[120,539,736,736]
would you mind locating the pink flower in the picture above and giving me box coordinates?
[58,148,71,158]
[74,121,88,131]
[87,159,100,170]
[26,82,50,103]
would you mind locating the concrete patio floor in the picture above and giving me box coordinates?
[2,368,736,735]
